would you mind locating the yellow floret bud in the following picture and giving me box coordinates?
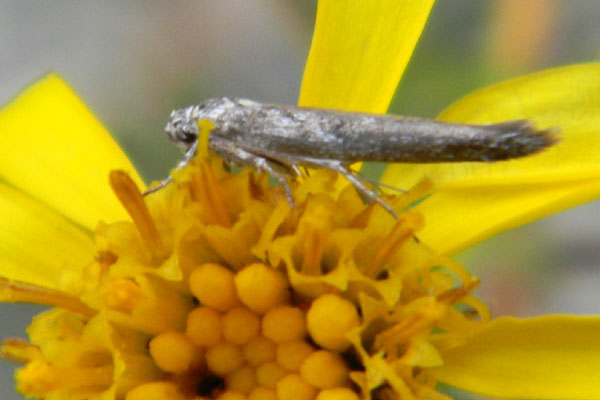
[276,340,314,371]
[223,307,261,345]
[190,263,240,311]
[126,381,186,400]
[226,364,257,395]
[248,387,277,400]
[243,336,277,366]
[149,331,203,373]
[300,350,349,389]
[186,306,222,347]
[234,263,289,314]
[217,391,247,400]
[277,373,317,400]
[262,306,306,343]
[206,342,244,375]
[316,388,360,400]
[306,294,359,351]
[255,361,287,389]
[104,278,143,312]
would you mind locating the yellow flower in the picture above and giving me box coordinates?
[2,1,600,400]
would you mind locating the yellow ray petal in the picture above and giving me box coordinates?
[299,0,434,113]
[382,63,600,254]
[0,183,94,291]
[430,315,600,399]
[0,74,145,231]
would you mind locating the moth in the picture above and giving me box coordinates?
[146,97,558,217]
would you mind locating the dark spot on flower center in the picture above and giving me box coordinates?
[341,348,364,371]
[375,270,389,280]
[196,374,225,397]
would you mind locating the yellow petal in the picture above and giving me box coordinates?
[298,0,434,113]
[0,183,94,291]
[0,74,145,231]
[430,315,600,399]
[382,63,600,254]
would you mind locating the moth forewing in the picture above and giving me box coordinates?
[151,97,559,217]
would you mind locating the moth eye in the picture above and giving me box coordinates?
[172,120,198,144]
[179,128,197,143]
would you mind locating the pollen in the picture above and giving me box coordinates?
[125,381,187,400]
[306,294,359,351]
[226,364,258,395]
[3,151,488,400]
[149,331,203,373]
[277,373,317,400]
[299,350,349,389]
[206,342,245,375]
[249,386,278,400]
[256,361,288,388]
[243,336,277,366]
[262,306,306,343]
[218,391,247,400]
[276,340,314,371]
[316,388,360,400]
[190,263,240,311]
[223,307,262,345]
[186,306,223,347]
[234,263,289,314]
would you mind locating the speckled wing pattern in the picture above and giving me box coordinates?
[157,98,558,217]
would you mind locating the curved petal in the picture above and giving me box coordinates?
[0,74,145,231]
[382,63,600,254]
[430,315,600,399]
[298,0,434,113]
[0,183,95,291]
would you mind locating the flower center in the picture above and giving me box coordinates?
[2,149,488,400]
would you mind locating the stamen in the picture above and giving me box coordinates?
[17,360,113,396]
[196,119,214,158]
[299,202,332,275]
[103,278,144,312]
[109,170,167,262]
[364,211,424,277]
[0,277,95,316]
[1,338,42,363]
[437,279,480,304]
[189,161,232,227]
[374,297,446,358]
[253,201,289,259]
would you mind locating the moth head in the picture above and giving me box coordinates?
[164,106,203,153]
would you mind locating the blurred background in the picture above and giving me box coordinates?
[1,1,599,399]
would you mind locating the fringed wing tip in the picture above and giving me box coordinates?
[492,120,561,159]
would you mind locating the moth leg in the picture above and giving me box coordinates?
[346,167,408,193]
[253,157,295,206]
[143,175,173,195]
[291,164,304,177]
[318,160,399,219]
[179,140,199,169]
[211,142,296,207]
[144,141,199,195]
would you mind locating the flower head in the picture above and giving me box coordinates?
[2,1,600,400]
[2,126,489,400]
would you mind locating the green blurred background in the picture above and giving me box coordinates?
[1,1,599,399]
